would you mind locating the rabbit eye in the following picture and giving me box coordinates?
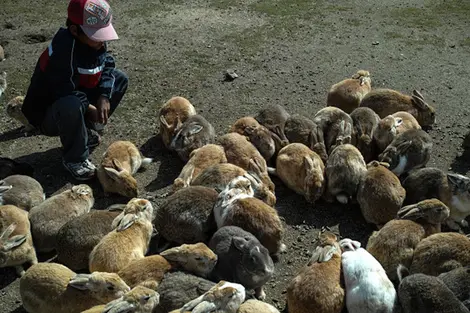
[194,257,203,261]
[107,285,115,291]
[143,295,150,301]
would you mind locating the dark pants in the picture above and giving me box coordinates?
[40,69,128,163]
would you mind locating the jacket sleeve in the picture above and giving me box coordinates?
[46,38,89,106]
[98,52,116,99]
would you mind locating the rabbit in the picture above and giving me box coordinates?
[438,266,470,306]
[313,106,353,155]
[378,128,432,176]
[350,107,380,162]
[0,204,38,276]
[83,285,160,313]
[6,96,35,132]
[324,144,367,204]
[170,114,216,162]
[268,143,325,204]
[156,271,216,313]
[216,133,268,174]
[339,238,397,313]
[360,88,436,128]
[118,242,217,290]
[191,162,276,206]
[229,117,276,161]
[177,280,246,313]
[374,111,421,153]
[327,70,372,113]
[214,178,285,255]
[155,186,218,244]
[402,168,470,230]
[397,266,470,313]
[55,208,122,271]
[159,96,197,149]
[0,157,34,179]
[29,184,94,253]
[0,71,6,98]
[209,226,274,300]
[284,114,328,162]
[357,161,406,227]
[366,199,450,283]
[409,232,470,276]
[0,174,44,211]
[89,198,154,273]
[254,104,290,151]
[237,299,280,313]
[19,262,130,313]
[287,232,345,313]
[97,141,153,198]
[172,144,227,192]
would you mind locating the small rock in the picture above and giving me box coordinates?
[224,69,238,81]
[372,41,380,45]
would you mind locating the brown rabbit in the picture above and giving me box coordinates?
[255,104,290,152]
[378,129,432,176]
[0,205,38,276]
[327,70,372,113]
[20,262,130,313]
[410,232,470,276]
[6,96,35,133]
[29,184,94,253]
[89,199,154,273]
[238,300,280,313]
[172,144,227,192]
[118,242,217,290]
[313,107,353,155]
[192,162,276,207]
[366,199,450,283]
[350,107,380,162]
[357,161,406,227]
[97,141,152,198]
[230,117,276,161]
[55,208,121,271]
[214,180,285,255]
[155,186,218,244]
[402,168,470,230]
[269,143,325,204]
[284,114,328,163]
[374,112,421,153]
[360,89,436,127]
[217,133,268,173]
[159,96,197,149]
[324,144,366,204]
[287,232,344,313]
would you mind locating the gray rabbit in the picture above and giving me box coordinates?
[255,104,290,152]
[170,114,216,162]
[209,226,274,301]
[439,266,470,307]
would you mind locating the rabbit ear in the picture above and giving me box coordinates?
[188,124,203,135]
[244,126,256,136]
[412,89,425,101]
[179,164,195,187]
[248,158,266,175]
[0,184,12,193]
[394,117,403,127]
[160,115,171,128]
[72,185,91,195]
[303,156,315,172]
[0,224,18,244]
[396,140,413,153]
[105,167,123,181]
[2,235,27,251]
[308,245,337,265]
[112,159,125,172]
[107,203,127,212]
[232,236,247,251]
[115,214,137,232]
[69,274,93,290]
[397,204,424,220]
[104,300,135,313]
[447,173,470,193]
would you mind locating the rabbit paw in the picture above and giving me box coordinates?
[255,287,266,301]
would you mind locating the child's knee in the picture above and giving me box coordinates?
[53,95,85,119]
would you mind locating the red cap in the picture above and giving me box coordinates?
[68,0,118,42]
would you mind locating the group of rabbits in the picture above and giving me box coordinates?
[1,69,470,313]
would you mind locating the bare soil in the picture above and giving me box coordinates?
[1,0,470,312]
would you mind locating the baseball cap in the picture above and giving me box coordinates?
[68,0,118,42]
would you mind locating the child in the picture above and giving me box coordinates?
[21,0,128,181]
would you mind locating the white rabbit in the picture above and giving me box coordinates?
[339,238,397,313]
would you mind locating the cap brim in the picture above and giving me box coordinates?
[80,23,118,42]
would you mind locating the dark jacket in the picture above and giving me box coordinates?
[22,27,116,128]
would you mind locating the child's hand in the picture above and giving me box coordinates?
[96,95,111,124]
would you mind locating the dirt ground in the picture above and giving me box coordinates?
[1,0,470,312]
